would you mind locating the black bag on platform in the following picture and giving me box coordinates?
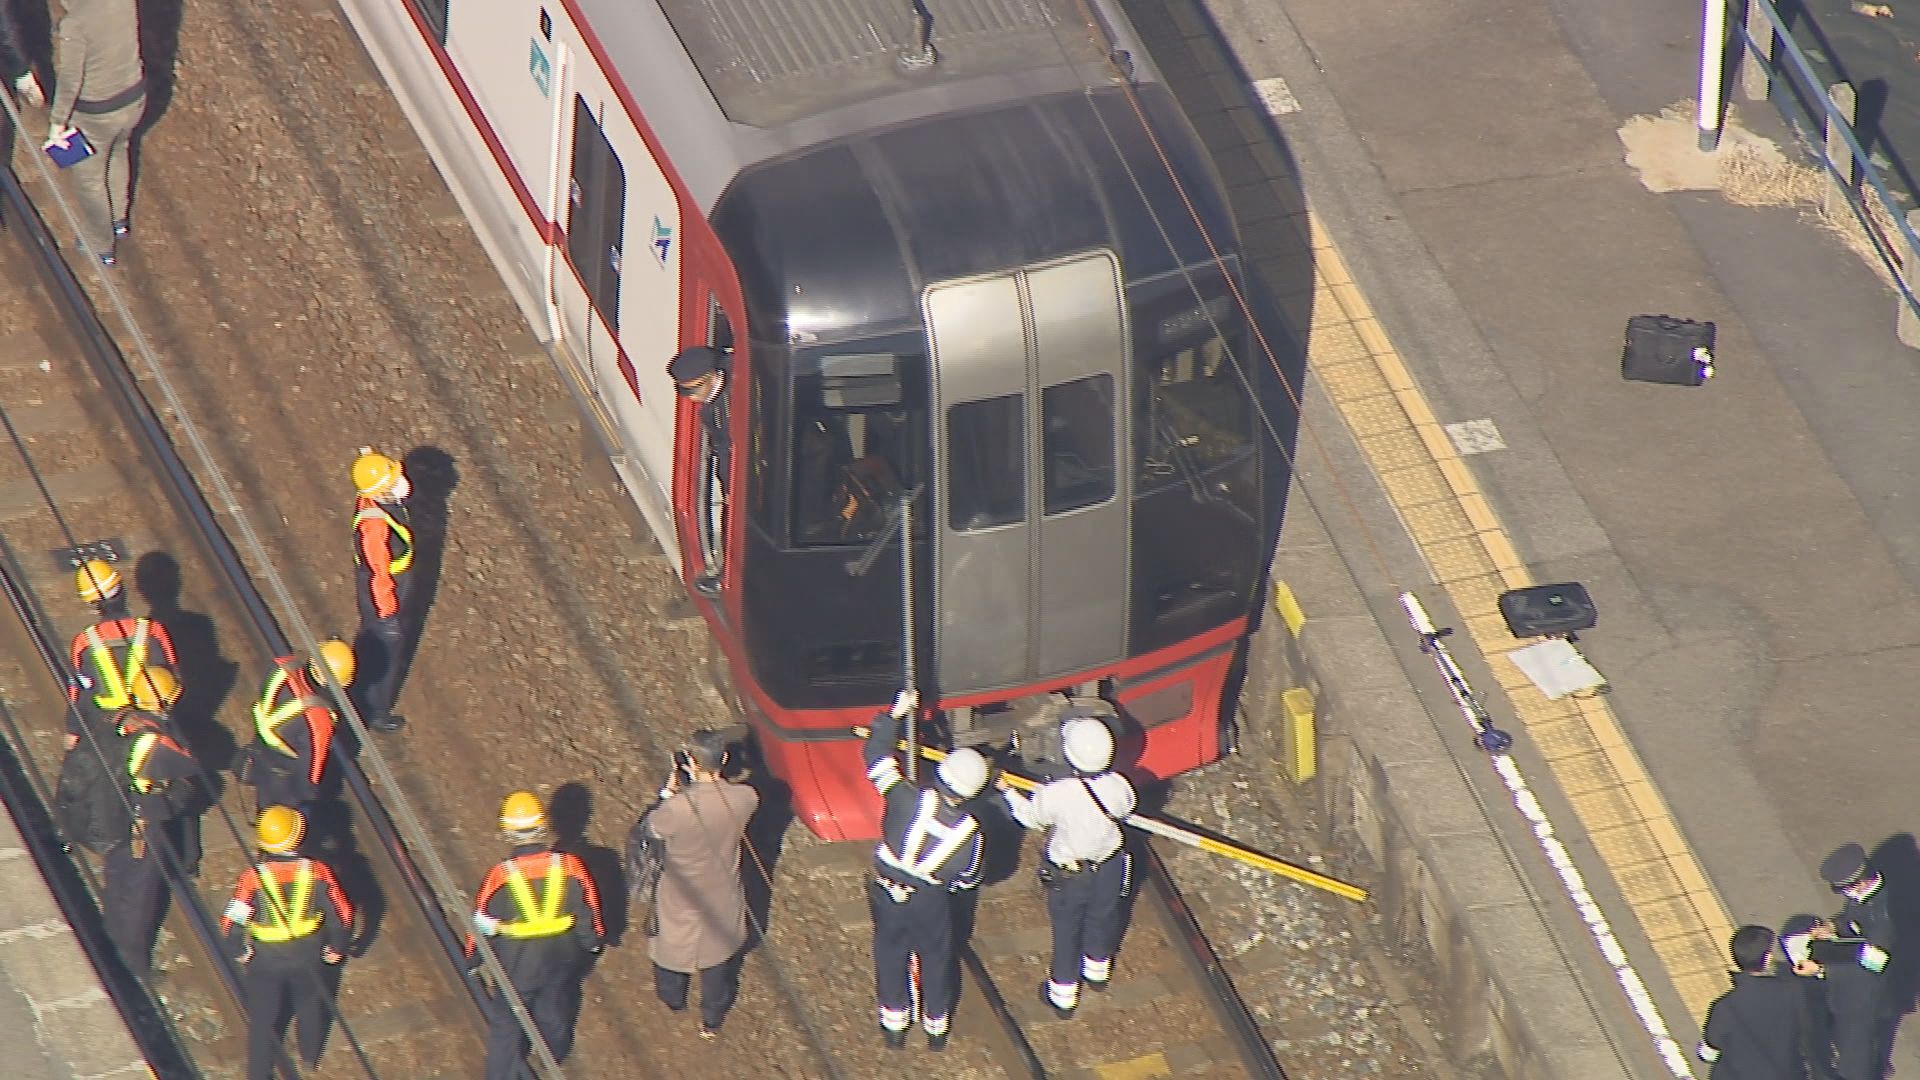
[53,729,134,855]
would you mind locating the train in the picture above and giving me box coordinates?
[335,0,1276,840]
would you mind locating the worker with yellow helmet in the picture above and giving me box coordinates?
[466,791,605,1079]
[103,664,198,981]
[245,639,355,813]
[65,556,178,749]
[350,448,414,733]
[221,806,354,1077]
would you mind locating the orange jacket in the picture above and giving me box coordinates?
[353,496,413,619]
[253,660,334,786]
[221,855,354,953]
[67,616,177,704]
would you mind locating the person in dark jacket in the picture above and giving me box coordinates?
[1814,844,1898,1080]
[1697,924,1809,1079]
[668,345,730,596]
[1781,914,1840,1080]
[0,0,44,110]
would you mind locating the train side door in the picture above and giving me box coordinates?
[674,292,735,605]
[554,96,626,406]
[925,252,1130,693]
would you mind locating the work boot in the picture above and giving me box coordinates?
[1040,983,1076,1019]
[927,1030,949,1052]
[367,713,406,733]
[881,1027,907,1050]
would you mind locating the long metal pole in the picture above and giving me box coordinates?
[899,493,918,783]
[1698,0,1728,150]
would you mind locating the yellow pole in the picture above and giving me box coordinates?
[854,728,1369,903]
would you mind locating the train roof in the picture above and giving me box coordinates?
[585,0,1159,212]
[659,0,1107,130]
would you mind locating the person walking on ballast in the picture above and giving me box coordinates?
[349,448,414,733]
[864,689,988,1051]
[246,639,355,815]
[1003,709,1136,1018]
[646,730,759,1039]
[46,0,145,266]
[67,558,177,745]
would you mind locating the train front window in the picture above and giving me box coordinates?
[790,350,927,548]
[947,394,1027,532]
[1042,375,1116,515]
[1136,287,1255,491]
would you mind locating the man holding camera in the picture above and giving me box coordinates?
[647,730,759,1039]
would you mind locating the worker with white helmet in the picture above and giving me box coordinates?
[1004,706,1137,1018]
[862,689,987,1051]
[349,448,414,733]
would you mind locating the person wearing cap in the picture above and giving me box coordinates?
[466,791,605,1080]
[66,558,178,746]
[863,689,987,1051]
[246,640,356,815]
[349,448,414,733]
[668,345,730,597]
[221,806,353,1079]
[1813,844,1899,1079]
[646,730,759,1039]
[1003,707,1136,1018]
[1697,924,1808,1079]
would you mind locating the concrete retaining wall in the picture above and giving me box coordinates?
[1240,500,1637,1080]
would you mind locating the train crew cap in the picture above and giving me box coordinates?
[668,346,722,383]
[1821,843,1869,889]
[936,747,989,800]
[257,805,305,854]
[1063,716,1115,774]
[75,559,123,604]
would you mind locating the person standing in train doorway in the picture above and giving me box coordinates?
[1003,707,1137,1018]
[45,0,146,266]
[349,448,413,733]
[668,345,729,597]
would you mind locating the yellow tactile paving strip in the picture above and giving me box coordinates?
[1291,213,1736,1024]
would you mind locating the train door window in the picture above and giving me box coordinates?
[1041,374,1116,515]
[567,97,626,323]
[791,351,925,547]
[946,394,1026,532]
[697,296,732,579]
[406,0,449,44]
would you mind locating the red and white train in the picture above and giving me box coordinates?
[337,0,1275,839]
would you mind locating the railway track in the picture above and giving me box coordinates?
[0,163,488,1079]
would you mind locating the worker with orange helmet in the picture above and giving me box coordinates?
[247,639,356,813]
[66,557,178,747]
[221,806,354,1078]
[467,791,605,1080]
[105,664,197,980]
[350,448,414,733]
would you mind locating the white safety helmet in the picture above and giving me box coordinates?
[1063,715,1116,774]
[936,747,989,800]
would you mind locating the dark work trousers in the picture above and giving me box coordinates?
[654,957,740,1029]
[353,572,416,725]
[1795,973,1839,1079]
[104,827,172,977]
[484,952,584,1080]
[1829,977,1892,1080]
[243,948,330,1077]
[869,880,954,1028]
[250,752,315,816]
[1045,850,1131,987]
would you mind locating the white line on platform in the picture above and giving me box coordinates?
[1251,76,1300,116]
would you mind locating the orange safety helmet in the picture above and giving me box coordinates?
[498,791,548,835]
[257,805,305,854]
[352,448,406,499]
[74,559,123,605]
[128,665,180,713]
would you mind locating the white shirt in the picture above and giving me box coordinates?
[1005,772,1135,865]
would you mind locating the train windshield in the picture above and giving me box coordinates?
[790,345,929,548]
[1134,273,1257,489]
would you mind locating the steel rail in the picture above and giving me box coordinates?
[0,160,493,1035]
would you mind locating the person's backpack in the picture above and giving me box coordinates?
[623,803,665,905]
[53,726,134,855]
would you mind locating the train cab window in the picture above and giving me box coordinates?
[407,0,449,44]
[1135,288,1254,491]
[791,351,927,547]
[1042,375,1116,515]
[947,394,1027,532]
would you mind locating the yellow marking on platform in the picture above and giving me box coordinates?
[1094,1052,1173,1080]
[1274,581,1306,638]
[1300,209,1734,1024]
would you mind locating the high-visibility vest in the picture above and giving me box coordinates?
[126,727,176,794]
[253,668,323,758]
[82,620,155,711]
[497,854,575,940]
[250,860,322,942]
[354,501,414,576]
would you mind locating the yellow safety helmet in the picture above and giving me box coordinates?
[257,805,305,854]
[128,665,180,712]
[74,559,123,604]
[313,638,356,687]
[498,791,547,834]
[352,448,404,499]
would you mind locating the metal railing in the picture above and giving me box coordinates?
[1703,0,1920,345]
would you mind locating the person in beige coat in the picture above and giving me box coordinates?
[646,730,758,1039]
[46,0,145,265]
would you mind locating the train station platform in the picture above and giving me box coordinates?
[1183,0,1920,1074]
[0,795,150,1079]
